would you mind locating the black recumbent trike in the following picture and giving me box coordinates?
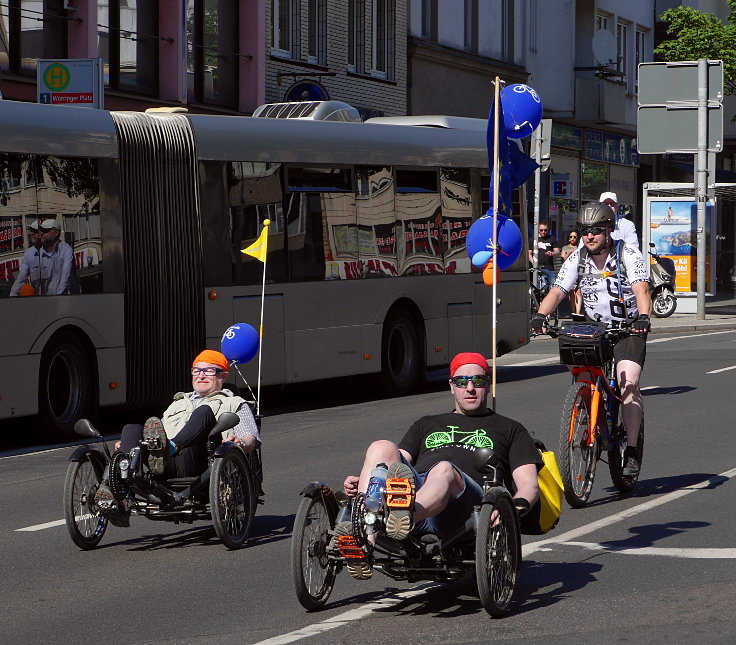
[63,409,263,550]
[290,448,523,618]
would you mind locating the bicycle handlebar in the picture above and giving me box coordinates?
[531,322,633,340]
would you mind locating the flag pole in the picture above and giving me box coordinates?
[491,77,501,412]
[255,219,270,417]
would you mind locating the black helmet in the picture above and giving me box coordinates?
[577,201,615,229]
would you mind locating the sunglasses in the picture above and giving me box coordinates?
[450,374,489,388]
[579,226,606,236]
[568,235,578,240]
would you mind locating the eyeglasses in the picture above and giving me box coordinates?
[191,367,225,376]
[579,226,606,236]
[450,374,489,388]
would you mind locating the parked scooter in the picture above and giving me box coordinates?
[648,243,677,318]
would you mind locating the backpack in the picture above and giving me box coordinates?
[573,239,627,315]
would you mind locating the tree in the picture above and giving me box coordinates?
[655,1,736,95]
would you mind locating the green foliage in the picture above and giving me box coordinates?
[655,0,736,94]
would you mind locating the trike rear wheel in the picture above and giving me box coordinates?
[559,381,598,508]
[63,456,108,550]
[291,494,337,611]
[210,447,254,549]
[475,494,520,618]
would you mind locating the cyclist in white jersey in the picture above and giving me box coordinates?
[530,202,652,477]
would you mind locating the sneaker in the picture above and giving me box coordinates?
[622,448,640,478]
[94,482,130,528]
[143,417,169,475]
[329,521,371,580]
[384,462,416,540]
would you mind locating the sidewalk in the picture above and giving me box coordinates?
[649,296,736,333]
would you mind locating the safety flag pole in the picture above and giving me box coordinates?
[241,219,270,416]
[491,77,501,412]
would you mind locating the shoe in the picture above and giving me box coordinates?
[143,417,169,475]
[94,482,130,528]
[384,462,416,540]
[622,448,640,478]
[329,521,371,580]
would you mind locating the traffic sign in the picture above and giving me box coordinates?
[638,104,723,153]
[638,61,723,105]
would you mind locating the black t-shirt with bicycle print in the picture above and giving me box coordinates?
[398,410,542,489]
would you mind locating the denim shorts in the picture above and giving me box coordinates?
[400,456,484,537]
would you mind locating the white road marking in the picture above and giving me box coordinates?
[648,330,735,344]
[523,465,736,557]
[707,365,736,374]
[562,542,736,558]
[15,519,66,532]
[500,356,560,367]
[639,386,661,391]
[252,583,441,645]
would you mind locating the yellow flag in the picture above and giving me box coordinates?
[242,225,269,263]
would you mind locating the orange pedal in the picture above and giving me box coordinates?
[385,477,413,508]
[336,535,364,559]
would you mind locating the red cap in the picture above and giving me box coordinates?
[450,352,489,377]
[192,350,229,371]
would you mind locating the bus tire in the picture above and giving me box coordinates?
[39,331,97,438]
[380,309,422,395]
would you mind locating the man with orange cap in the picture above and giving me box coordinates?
[95,349,259,522]
[333,352,542,580]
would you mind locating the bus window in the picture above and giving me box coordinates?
[395,168,442,276]
[286,166,354,282]
[37,156,102,294]
[229,162,286,285]
[440,168,472,274]
[356,166,396,278]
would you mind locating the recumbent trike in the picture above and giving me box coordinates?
[63,410,263,550]
[290,447,524,618]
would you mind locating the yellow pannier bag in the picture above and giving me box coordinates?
[519,440,564,535]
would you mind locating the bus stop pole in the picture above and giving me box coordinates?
[532,125,542,290]
[696,58,707,320]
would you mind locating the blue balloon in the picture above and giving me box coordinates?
[466,212,523,271]
[221,323,260,364]
[500,84,543,139]
[471,251,493,268]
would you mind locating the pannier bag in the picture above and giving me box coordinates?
[557,322,611,367]
[520,440,564,535]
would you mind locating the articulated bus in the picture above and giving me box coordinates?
[0,100,530,438]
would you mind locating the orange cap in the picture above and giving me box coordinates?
[192,350,229,371]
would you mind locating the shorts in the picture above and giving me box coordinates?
[400,456,484,538]
[613,333,647,367]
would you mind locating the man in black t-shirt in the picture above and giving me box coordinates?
[528,221,560,289]
[336,352,541,579]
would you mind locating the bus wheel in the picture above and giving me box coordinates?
[380,310,422,395]
[39,331,97,437]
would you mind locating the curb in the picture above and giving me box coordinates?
[650,322,736,334]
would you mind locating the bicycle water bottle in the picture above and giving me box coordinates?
[364,463,388,512]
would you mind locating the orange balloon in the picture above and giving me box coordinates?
[19,283,36,296]
[482,261,501,286]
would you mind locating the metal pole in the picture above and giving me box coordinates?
[696,59,707,319]
[532,125,542,288]
[491,77,501,412]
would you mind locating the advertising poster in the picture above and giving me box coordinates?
[649,200,713,293]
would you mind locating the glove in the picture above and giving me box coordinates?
[529,313,548,335]
[514,497,531,517]
[632,314,651,333]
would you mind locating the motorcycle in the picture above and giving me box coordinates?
[648,243,677,318]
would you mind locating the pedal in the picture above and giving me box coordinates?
[385,477,413,508]
[336,535,364,559]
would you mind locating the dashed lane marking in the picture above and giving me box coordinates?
[561,543,736,558]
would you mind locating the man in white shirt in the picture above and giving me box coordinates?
[599,191,639,251]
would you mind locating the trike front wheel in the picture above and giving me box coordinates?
[475,493,520,618]
[210,447,254,549]
[291,494,337,611]
[63,456,108,550]
[559,381,598,508]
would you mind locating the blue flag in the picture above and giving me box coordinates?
[486,99,539,218]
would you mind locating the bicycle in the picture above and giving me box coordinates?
[539,321,644,508]
[529,268,558,327]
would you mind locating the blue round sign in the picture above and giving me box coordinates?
[221,323,260,364]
